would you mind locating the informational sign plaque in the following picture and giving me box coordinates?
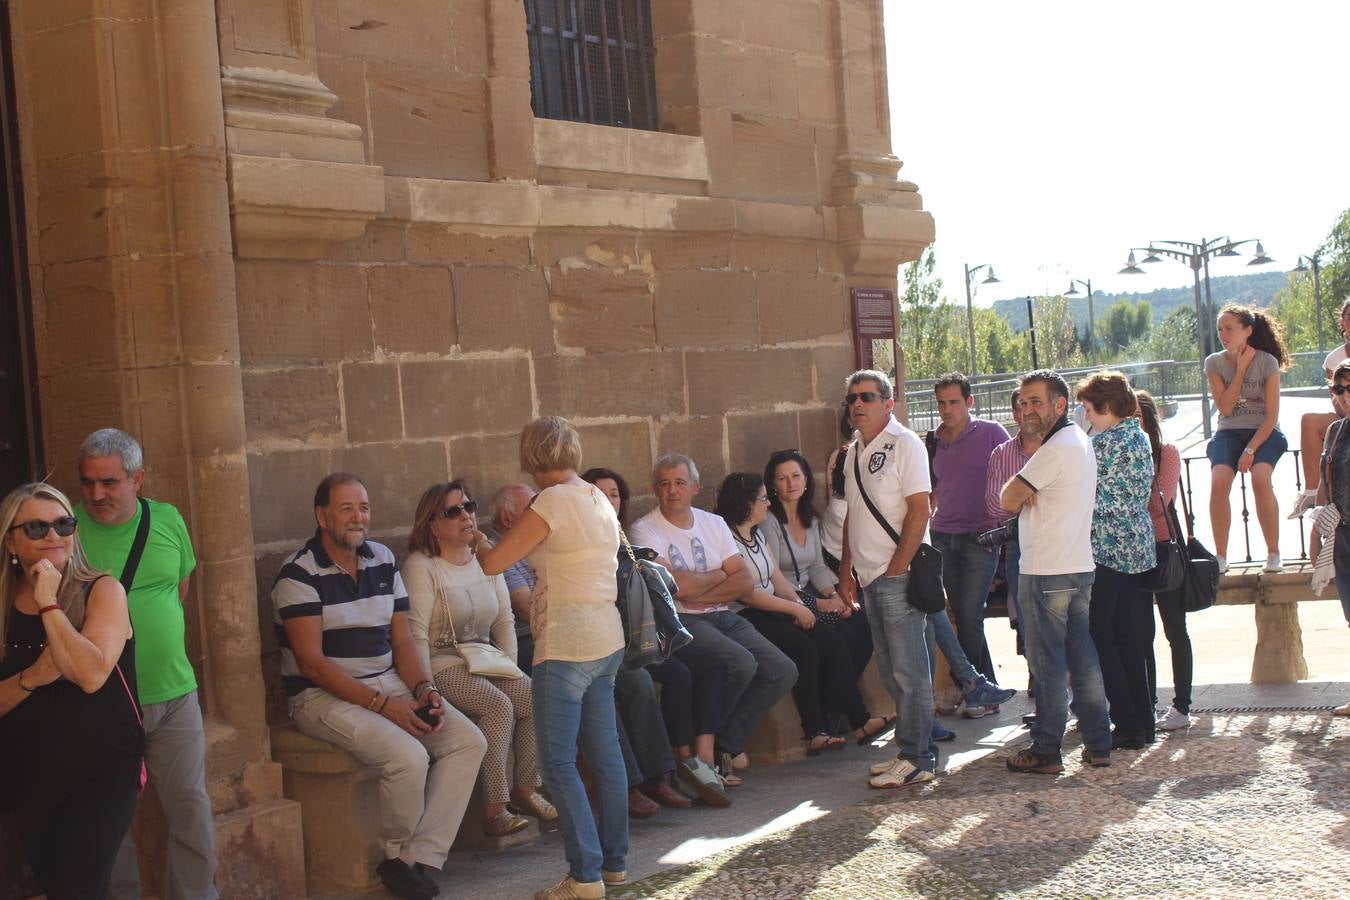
[851,287,897,370]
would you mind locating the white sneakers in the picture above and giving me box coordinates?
[868,757,935,789]
[1156,706,1191,731]
[1264,553,1283,573]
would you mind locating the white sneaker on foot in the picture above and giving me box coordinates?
[958,701,993,719]
[1156,706,1191,731]
[1288,489,1318,519]
[868,758,935,789]
[869,756,900,775]
[1264,553,1283,573]
[1216,555,1228,574]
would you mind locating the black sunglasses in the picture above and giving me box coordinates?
[844,391,881,406]
[1332,385,1350,396]
[440,499,479,519]
[8,516,78,540]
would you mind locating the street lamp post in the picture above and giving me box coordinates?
[1294,253,1325,354]
[1065,277,1095,365]
[1120,237,1274,439]
[963,263,1000,377]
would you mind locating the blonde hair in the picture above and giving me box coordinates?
[519,416,582,475]
[0,483,102,660]
[408,480,471,558]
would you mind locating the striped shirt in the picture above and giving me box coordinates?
[985,435,1036,526]
[271,533,409,698]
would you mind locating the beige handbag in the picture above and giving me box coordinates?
[433,571,524,680]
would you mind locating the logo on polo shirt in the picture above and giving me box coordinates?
[868,450,887,474]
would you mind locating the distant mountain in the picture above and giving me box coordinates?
[991,270,1289,332]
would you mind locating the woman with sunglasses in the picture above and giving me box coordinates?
[475,417,628,900]
[1313,362,1350,716]
[1,483,141,899]
[404,480,556,840]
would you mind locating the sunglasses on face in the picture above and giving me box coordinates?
[440,499,479,519]
[844,391,881,405]
[8,516,78,540]
[1332,385,1350,396]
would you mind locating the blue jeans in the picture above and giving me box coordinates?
[931,531,1000,682]
[533,650,628,883]
[1017,572,1112,755]
[862,574,935,771]
[681,611,797,754]
[925,611,980,692]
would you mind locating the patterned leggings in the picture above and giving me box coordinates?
[433,665,539,805]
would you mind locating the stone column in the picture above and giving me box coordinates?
[8,0,304,894]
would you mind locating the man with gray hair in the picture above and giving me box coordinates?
[630,453,796,788]
[75,428,218,899]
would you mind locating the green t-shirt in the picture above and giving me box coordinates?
[76,498,198,704]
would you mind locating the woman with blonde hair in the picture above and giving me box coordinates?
[404,479,555,840]
[0,483,141,899]
[476,417,627,900]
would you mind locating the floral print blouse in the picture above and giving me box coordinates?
[1090,419,1157,574]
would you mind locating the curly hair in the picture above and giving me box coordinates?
[714,472,765,531]
[1218,304,1290,370]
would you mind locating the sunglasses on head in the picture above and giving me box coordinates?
[8,516,78,540]
[440,499,479,519]
[844,391,881,406]
[1332,385,1350,396]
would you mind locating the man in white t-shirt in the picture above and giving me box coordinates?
[1291,300,1350,518]
[999,370,1112,775]
[630,454,797,785]
[835,370,937,790]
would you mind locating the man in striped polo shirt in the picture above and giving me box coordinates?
[272,473,486,900]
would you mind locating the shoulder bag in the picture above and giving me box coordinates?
[775,519,841,627]
[1173,487,1220,613]
[852,450,946,614]
[115,498,151,795]
[1144,490,1185,593]
[434,572,523,679]
[616,528,692,669]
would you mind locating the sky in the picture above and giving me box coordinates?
[882,0,1350,308]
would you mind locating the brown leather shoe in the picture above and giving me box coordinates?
[484,809,530,837]
[639,776,692,809]
[628,788,659,818]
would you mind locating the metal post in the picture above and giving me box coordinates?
[1192,265,1213,439]
[1085,279,1095,366]
[963,263,978,376]
[1026,297,1039,369]
[1314,255,1325,355]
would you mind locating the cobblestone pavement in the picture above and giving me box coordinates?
[611,712,1350,899]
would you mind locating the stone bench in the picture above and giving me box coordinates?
[1214,561,1329,683]
[271,723,537,896]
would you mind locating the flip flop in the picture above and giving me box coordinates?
[853,712,896,744]
[805,733,847,756]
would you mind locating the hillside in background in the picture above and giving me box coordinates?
[991,269,1289,332]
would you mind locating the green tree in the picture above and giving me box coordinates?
[1124,305,1200,363]
[1100,298,1152,356]
[1273,207,1350,354]
[898,248,963,380]
[1029,295,1086,369]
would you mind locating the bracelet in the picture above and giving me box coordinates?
[412,680,432,700]
[366,691,383,711]
[16,669,33,693]
[37,604,62,616]
[377,695,390,714]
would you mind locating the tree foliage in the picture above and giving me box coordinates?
[1100,299,1153,355]
[1272,207,1350,354]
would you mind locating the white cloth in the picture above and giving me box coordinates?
[843,415,932,587]
[630,506,742,614]
[1016,422,1097,575]
[1311,503,1340,596]
[1324,345,1348,375]
[525,482,623,663]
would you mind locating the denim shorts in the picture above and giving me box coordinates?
[1207,427,1286,470]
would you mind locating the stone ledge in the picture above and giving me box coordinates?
[229,155,385,259]
[535,119,708,195]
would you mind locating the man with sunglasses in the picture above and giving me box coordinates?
[74,428,219,900]
[272,473,486,900]
[836,370,938,789]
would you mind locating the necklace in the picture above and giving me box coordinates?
[5,639,46,651]
[733,527,768,588]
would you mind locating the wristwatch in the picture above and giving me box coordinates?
[1243,448,1256,456]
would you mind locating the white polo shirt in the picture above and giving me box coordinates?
[844,415,931,587]
[1015,420,1097,575]
[1324,344,1348,375]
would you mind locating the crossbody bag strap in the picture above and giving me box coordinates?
[118,497,152,595]
[775,518,802,583]
[1324,418,1349,505]
[853,449,901,545]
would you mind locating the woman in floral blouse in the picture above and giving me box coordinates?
[1076,371,1157,750]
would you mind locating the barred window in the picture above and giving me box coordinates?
[525,0,659,131]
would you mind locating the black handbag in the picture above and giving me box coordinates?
[852,451,946,614]
[615,529,693,669]
[1172,491,1220,613]
[774,519,844,627]
[1145,492,1185,593]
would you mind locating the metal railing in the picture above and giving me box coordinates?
[1180,448,1311,565]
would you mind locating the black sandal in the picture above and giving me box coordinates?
[805,733,847,756]
[855,715,896,745]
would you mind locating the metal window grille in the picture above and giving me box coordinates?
[525,0,659,131]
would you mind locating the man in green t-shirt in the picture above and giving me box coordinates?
[76,428,218,900]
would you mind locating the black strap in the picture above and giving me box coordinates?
[118,498,152,594]
[776,518,802,584]
[853,448,902,545]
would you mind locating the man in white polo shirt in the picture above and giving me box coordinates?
[836,370,937,789]
[999,370,1112,775]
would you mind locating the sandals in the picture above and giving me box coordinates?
[509,791,559,823]
[805,733,847,756]
[855,715,897,745]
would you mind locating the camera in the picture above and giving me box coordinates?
[976,518,1019,548]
